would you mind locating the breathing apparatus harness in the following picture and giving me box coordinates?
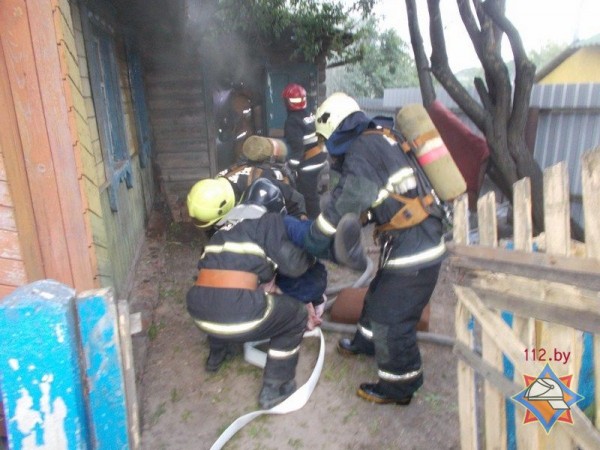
[361,126,453,236]
[219,160,296,189]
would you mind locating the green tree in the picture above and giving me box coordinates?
[327,18,418,97]
[206,0,376,62]
[528,41,565,69]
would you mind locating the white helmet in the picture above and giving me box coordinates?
[315,92,361,139]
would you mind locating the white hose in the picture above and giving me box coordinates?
[210,328,325,450]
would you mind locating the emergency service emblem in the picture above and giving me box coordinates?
[512,364,584,432]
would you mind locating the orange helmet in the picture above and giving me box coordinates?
[282,83,307,111]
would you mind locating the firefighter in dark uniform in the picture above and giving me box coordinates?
[304,92,447,405]
[187,176,330,374]
[186,184,316,410]
[282,83,329,219]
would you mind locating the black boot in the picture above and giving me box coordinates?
[205,343,240,373]
[333,213,368,272]
[357,383,412,405]
[337,337,375,356]
[258,379,297,409]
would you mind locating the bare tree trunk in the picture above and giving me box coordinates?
[405,0,549,233]
[405,0,435,106]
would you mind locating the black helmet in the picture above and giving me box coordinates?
[243,178,287,215]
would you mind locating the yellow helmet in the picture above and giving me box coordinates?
[315,92,361,139]
[187,177,236,228]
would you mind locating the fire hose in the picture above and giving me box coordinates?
[210,254,454,449]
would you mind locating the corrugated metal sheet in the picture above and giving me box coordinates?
[532,83,600,227]
[354,97,394,118]
[358,87,481,135]
[359,83,600,229]
[530,83,600,109]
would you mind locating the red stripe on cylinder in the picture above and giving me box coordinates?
[417,144,449,166]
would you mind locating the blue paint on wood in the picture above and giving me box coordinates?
[577,332,595,413]
[0,279,89,449]
[76,288,129,449]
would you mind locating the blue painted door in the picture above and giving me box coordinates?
[264,64,318,136]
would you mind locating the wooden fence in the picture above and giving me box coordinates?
[449,147,600,449]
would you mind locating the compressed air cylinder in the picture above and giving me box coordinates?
[395,104,466,201]
[242,135,288,163]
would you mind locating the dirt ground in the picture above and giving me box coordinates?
[135,217,460,450]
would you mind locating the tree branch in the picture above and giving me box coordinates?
[405,0,436,105]
[482,0,535,135]
[426,0,486,128]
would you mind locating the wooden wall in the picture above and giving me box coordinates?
[69,0,154,295]
[0,0,155,298]
[0,0,96,294]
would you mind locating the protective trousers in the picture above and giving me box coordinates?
[351,264,441,399]
[202,293,307,383]
[295,152,328,219]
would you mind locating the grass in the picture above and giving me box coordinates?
[368,417,381,436]
[287,437,304,448]
[147,321,165,341]
[342,407,358,424]
[170,387,182,403]
[149,402,167,426]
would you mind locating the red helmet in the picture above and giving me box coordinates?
[282,83,307,110]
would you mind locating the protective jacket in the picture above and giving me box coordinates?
[307,114,446,400]
[187,212,313,383]
[284,108,328,219]
[309,120,446,271]
[218,161,306,218]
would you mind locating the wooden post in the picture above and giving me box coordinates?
[541,162,581,448]
[477,192,506,450]
[0,280,90,449]
[511,177,538,449]
[581,148,600,429]
[453,194,469,245]
[453,193,477,449]
[456,301,478,450]
[76,288,131,449]
[118,299,141,449]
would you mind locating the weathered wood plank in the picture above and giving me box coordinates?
[467,285,600,334]
[446,245,600,291]
[0,205,17,232]
[118,300,141,450]
[539,164,581,449]
[477,191,497,248]
[0,259,27,287]
[0,280,90,447]
[0,152,6,180]
[513,178,533,253]
[0,230,21,259]
[454,341,600,450]
[463,271,599,314]
[544,163,570,256]
[76,288,130,448]
[455,300,478,450]
[581,148,600,429]
[503,177,537,449]
[455,286,600,449]
[28,0,96,290]
[477,192,506,450]
[453,194,469,245]
[2,0,73,285]
[0,28,44,282]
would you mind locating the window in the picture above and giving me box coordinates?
[81,3,133,212]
